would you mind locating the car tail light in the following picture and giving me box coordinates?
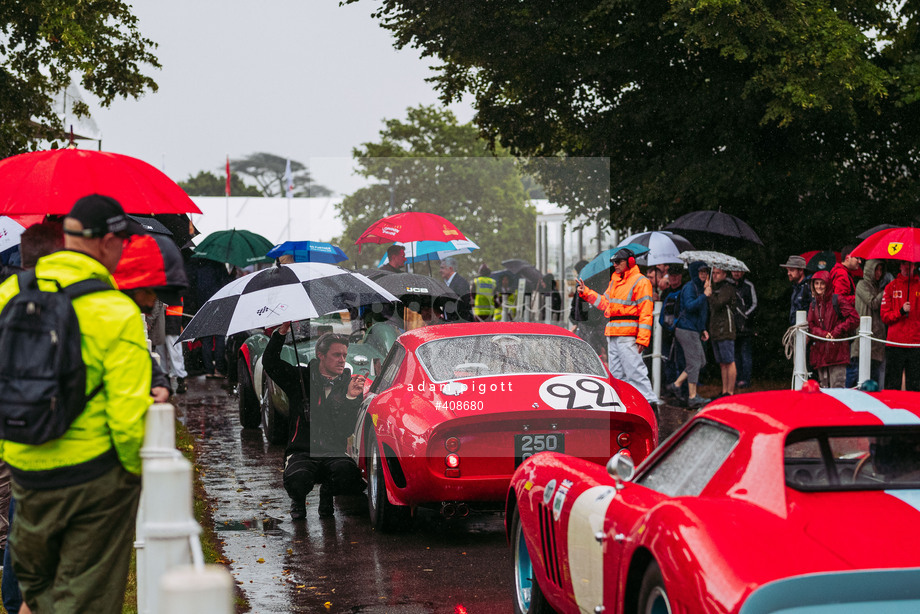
[445,436,460,452]
[617,432,631,448]
[445,453,460,468]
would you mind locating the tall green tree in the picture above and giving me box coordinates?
[336,105,536,274]
[352,1,920,377]
[230,152,332,197]
[352,0,920,248]
[178,170,262,197]
[0,0,160,157]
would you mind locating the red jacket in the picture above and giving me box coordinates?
[880,273,920,345]
[828,262,857,304]
[807,271,859,368]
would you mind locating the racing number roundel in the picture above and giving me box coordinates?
[538,375,624,411]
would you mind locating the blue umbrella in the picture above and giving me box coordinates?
[267,240,348,264]
[378,239,479,265]
[579,243,651,282]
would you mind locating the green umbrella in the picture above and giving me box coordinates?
[192,229,274,269]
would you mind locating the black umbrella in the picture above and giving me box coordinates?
[664,211,763,245]
[153,213,198,248]
[856,223,899,241]
[500,258,530,273]
[361,270,459,310]
[128,215,173,237]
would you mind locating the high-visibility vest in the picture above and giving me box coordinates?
[579,264,654,346]
[494,291,517,320]
[472,276,496,317]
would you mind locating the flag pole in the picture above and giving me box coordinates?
[284,159,293,241]
[225,155,231,230]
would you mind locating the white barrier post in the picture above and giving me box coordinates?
[142,457,202,614]
[793,310,808,390]
[515,278,528,322]
[137,403,182,611]
[858,315,872,387]
[159,565,233,614]
[651,301,662,400]
[544,293,553,325]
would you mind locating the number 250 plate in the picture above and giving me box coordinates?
[515,433,565,467]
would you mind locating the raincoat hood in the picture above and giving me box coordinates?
[810,269,831,300]
[689,260,709,290]
[862,259,884,288]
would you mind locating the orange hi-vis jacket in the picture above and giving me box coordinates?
[579,264,654,347]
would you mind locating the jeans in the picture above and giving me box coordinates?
[201,335,227,375]
[735,335,753,384]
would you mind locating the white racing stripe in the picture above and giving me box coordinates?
[885,489,920,512]
[821,388,920,425]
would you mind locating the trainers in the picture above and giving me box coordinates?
[687,395,710,409]
[175,377,187,394]
[318,484,334,518]
[290,501,306,521]
[664,382,687,402]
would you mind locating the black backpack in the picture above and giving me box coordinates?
[0,270,111,444]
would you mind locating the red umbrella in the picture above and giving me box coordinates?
[850,227,920,262]
[0,149,202,215]
[355,212,467,251]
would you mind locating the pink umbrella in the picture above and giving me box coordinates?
[355,212,467,252]
[0,149,202,215]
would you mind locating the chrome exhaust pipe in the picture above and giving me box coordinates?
[440,502,457,518]
[456,503,470,518]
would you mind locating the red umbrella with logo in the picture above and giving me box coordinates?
[355,212,467,251]
[851,227,920,294]
[0,149,202,215]
[851,227,920,263]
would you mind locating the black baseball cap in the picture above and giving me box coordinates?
[610,247,634,263]
[64,194,145,239]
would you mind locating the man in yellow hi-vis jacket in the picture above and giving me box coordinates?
[577,248,659,405]
[0,195,151,614]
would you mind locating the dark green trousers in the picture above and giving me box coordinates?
[10,466,141,613]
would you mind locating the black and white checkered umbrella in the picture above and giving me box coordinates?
[178,263,398,341]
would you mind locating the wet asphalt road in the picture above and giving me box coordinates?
[174,376,692,614]
[176,376,516,614]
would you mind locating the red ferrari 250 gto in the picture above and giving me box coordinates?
[346,322,658,531]
[507,383,920,613]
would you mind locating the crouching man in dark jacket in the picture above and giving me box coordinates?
[263,324,366,520]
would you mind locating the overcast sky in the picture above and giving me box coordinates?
[89,0,475,196]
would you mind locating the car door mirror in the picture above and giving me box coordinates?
[607,451,635,489]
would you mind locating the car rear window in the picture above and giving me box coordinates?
[416,334,607,382]
[785,426,920,491]
[635,421,739,497]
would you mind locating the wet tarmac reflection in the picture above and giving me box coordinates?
[177,376,512,613]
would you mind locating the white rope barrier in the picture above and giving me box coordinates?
[788,311,920,390]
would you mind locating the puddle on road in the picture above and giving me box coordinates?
[216,516,285,535]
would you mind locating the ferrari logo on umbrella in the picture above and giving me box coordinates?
[888,242,904,256]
